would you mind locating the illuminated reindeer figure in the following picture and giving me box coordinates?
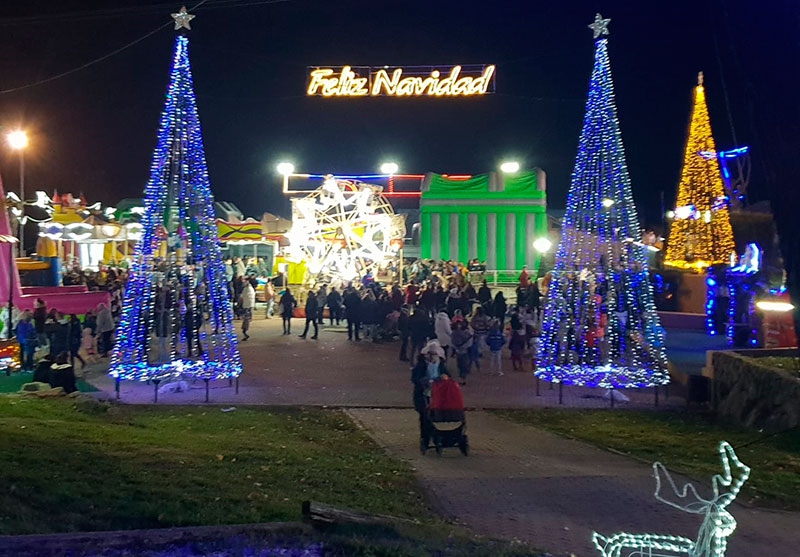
[592,441,750,557]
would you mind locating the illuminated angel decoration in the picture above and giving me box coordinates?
[285,177,406,284]
[592,441,750,557]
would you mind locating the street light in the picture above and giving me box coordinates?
[7,130,28,256]
[276,162,295,194]
[533,237,552,254]
[380,162,398,175]
[499,161,520,174]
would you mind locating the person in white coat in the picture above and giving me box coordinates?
[240,279,256,341]
[434,309,452,358]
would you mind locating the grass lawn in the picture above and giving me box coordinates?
[0,372,98,394]
[0,397,539,556]
[494,408,800,511]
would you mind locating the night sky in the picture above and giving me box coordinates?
[0,1,796,230]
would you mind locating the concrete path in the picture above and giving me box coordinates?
[347,408,800,557]
[87,317,679,409]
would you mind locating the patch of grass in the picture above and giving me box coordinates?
[0,372,98,393]
[494,408,800,511]
[0,399,434,536]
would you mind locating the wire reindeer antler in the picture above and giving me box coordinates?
[653,461,712,514]
[710,441,751,510]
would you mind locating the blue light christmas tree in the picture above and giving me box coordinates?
[109,14,242,384]
[535,14,669,389]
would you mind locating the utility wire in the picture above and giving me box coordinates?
[0,0,288,95]
[0,0,288,26]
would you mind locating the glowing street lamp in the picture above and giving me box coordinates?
[7,130,28,255]
[277,162,295,193]
[500,161,520,174]
[380,162,399,175]
[533,237,552,254]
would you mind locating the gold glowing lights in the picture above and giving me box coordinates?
[307,65,496,97]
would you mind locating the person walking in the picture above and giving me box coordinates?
[96,303,115,358]
[492,291,507,328]
[398,305,411,361]
[33,298,48,351]
[408,307,430,363]
[316,285,327,325]
[15,310,37,372]
[478,279,493,316]
[343,285,362,341]
[327,286,342,325]
[434,308,452,358]
[67,314,86,370]
[486,320,505,376]
[278,288,297,335]
[411,353,432,453]
[451,320,474,385]
[300,290,319,339]
[470,306,491,360]
[264,278,275,319]
[240,278,256,341]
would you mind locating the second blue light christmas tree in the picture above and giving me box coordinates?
[110,22,242,384]
[536,15,669,389]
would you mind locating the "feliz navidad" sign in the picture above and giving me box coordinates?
[306,64,496,97]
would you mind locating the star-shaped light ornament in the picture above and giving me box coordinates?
[171,6,195,31]
[588,13,611,39]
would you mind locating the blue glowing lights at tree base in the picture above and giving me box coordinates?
[535,19,669,390]
[109,35,242,384]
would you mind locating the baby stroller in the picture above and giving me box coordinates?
[424,374,469,456]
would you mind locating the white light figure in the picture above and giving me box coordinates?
[592,441,750,557]
[285,177,406,284]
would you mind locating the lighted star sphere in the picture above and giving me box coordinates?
[285,178,406,285]
[535,31,669,389]
[109,35,242,383]
[664,77,736,270]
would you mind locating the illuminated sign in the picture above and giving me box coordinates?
[307,65,496,97]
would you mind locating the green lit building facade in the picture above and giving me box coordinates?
[420,169,548,271]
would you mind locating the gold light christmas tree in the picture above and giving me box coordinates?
[665,72,736,270]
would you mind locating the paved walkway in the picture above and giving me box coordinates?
[87,317,679,408]
[347,409,800,557]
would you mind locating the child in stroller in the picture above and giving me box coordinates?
[425,372,469,456]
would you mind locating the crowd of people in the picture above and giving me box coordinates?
[264,262,548,386]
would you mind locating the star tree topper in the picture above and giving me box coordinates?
[588,13,611,39]
[171,6,195,30]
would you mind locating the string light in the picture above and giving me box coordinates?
[593,441,750,557]
[665,74,736,270]
[109,34,242,383]
[536,19,669,389]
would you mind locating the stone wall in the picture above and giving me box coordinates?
[709,350,800,431]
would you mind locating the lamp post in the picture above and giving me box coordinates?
[7,131,28,256]
[380,162,399,193]
[277,162,294,194]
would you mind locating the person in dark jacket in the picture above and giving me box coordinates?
[343,286,362,341]
[49,351,77,394]
[326,287,342,325]
[33,298,48,348]
[411,354,432,451]
[408,308,431,363]
[478,280,493,315]
[279,288,297,335]
[398,305,410,361]
[67,314,86,369]
[46,313,70,359]
[492,292,508,328]
[300,291,319,339]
